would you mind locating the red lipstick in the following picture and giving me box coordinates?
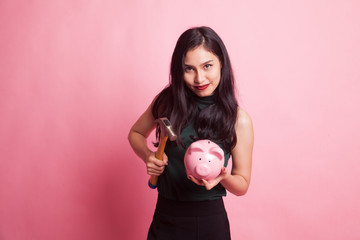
[195,84,209,91]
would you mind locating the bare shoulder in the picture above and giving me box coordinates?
[236,108,253,131]
[232,108,254,159]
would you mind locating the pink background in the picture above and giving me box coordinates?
[1,1,360,239]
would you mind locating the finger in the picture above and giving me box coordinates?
[146,163,165,174]
[147,168,163,176]
[147,161,166,170]
[153,158,168,167]
[202,179,218,191]
[188,175,204,186]
[147,161,168,176]
[161,153,169,166]
[148,171,160,176]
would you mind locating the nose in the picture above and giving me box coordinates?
[195,70,205,84]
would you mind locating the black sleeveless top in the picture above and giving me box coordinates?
[157,95,231,201]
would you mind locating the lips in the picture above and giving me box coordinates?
[195,84,210,91]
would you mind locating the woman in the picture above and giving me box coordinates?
[128,26,253,240]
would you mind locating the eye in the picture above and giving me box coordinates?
[204,64,212,70]
[199,158,202,160]
[184,66,194,72]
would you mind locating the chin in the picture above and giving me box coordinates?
[193,92,208,97]
[192,88,215,97]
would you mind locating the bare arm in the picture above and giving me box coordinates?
[220,108,254,195]
[128,102,168,176]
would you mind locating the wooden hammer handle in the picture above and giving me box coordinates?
[149,135,168,188]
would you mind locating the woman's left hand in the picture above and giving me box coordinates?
[188,167,229,190]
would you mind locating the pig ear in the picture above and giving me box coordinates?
[209,147,224,161]
[188,142,204,154]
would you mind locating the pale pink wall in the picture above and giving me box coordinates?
[1,1,359,239]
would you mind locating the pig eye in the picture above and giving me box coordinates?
[208,141,210,144]
[199,158,201,160]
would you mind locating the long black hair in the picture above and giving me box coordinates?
[152,26,238,153]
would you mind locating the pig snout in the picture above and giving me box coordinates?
[195,164,211,177]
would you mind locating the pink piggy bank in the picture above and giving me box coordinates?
[184,139,224,183]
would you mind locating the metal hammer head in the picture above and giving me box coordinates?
[156,118,177,141]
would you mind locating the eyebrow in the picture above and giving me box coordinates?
[184,59,214,67]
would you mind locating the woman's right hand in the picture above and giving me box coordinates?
[145,152,168,176]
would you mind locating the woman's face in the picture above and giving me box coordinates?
[183,45,221,97]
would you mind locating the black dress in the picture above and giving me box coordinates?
[148,95,231,240]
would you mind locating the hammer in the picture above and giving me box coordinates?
[148,117,177,189]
